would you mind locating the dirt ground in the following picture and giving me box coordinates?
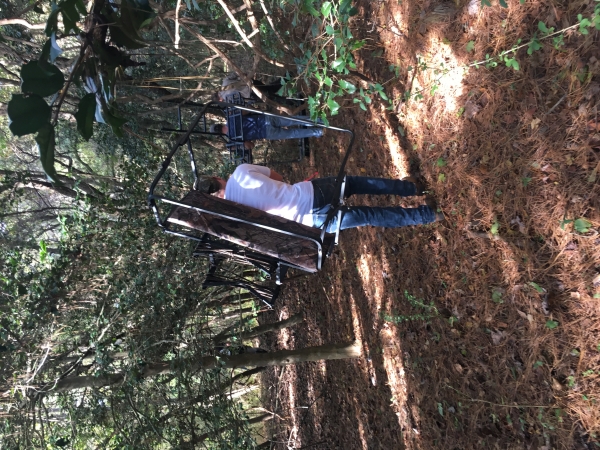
[259,0,600,448]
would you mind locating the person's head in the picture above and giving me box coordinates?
[209,123,228,135]
[207,176,227,198]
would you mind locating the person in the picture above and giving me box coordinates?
[209,114,322,150]
[206,164,444,232]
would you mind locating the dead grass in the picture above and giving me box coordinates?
[259,0,600,447]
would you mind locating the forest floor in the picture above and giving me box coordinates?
[259,0,600,448]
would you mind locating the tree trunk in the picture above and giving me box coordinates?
[46,342,361,393]
[214,313,303,344]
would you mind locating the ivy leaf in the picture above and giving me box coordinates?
[338,79,356,94]
[74,94,96,141]
[321,1,332,17]
[7,94,51,137]
[20,61,64,97]
[327,97,340,115]
[466,40,475,53]
[35,122,59,183]
[325,25,335,35]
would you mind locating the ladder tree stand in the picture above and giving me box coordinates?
[148,100,355,308]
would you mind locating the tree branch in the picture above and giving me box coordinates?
[0,19,45,29]
[182,24,304,116]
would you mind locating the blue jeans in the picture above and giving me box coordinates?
[264,116,323,140]
[311,177,436,231]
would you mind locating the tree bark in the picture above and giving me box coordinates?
[46,342,361,393]
[214,313,303,344]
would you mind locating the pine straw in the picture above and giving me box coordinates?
[259,0,600,447]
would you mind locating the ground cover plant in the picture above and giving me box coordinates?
[1,0,600,448]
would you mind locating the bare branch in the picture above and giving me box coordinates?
[0,19,45,29]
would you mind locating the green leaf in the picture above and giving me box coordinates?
[20,61,65,97]
[538,21,549,34]
[35,122,59,183]
[490,220,499,235]
[574,218,592,234]
[527,37,542,55]
[359,101,367,111]
[528,282,544,293]
[499,0,508,7]
[321,1,332,16]
[481,0,492,7]
[109,25,146,49]
[45,6,60,36]
[436,157,447,167]
[331,58,346,71]
[7,94,51,137]
[121,0,155,30]
[545,320,559,329]
[338,79,356,94]
[327,97,340,115]
[466,40,475,53]
[325,25,335,35]
[101,107,128,137]
[74,94,96,141]
[348,6,358,15]
[492,289,503,303]
[378,90,388,100]
[323,76,333,87]
[60,0,82,34]
[522,176,531,187]
[438,173,446,183]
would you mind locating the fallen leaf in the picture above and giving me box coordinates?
[588,120,600,131]
[517,310,527,319]
[464,101,481,119]
[360,167,366,173]
[530,118,541,129]
[552,378,563,391]
[497,322,508,328]
[491,330,505,345]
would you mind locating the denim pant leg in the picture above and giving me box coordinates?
[338,205,436,230]
[310,177,434,231]
[264,116,323,140]
[345,176,417,197]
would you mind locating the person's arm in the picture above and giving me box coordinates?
[268,169,283,182]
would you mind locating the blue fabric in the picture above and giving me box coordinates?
[242,115,322,141]
[242,114,267,140]
[310,176,435,231]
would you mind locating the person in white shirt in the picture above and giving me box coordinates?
[208,164,443,231]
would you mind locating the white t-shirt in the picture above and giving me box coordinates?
[225,164,314,226]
